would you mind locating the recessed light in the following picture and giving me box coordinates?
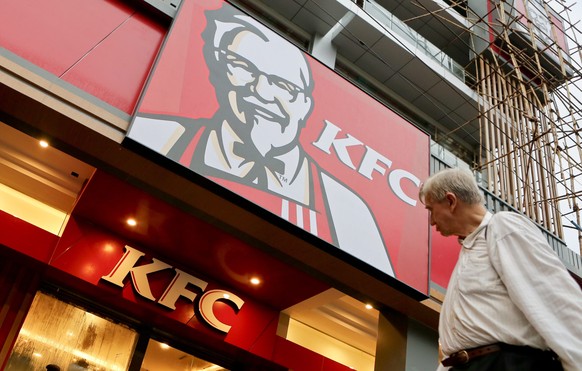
[126,218,137,227]
[39,140,49,148]
[365,304,373,310]
[223,293,230,299]
[160,343,170,350]
[250,277,261,285]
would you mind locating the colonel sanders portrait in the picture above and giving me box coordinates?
[129,5,394,276]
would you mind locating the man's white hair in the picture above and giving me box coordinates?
[419,168,484,205]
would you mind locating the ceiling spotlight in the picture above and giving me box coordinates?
[126,218,137,227]
[223,293,230,299]
[250,277,261,285]
[39,140,49,148]
[365,304,373,310]
[159,343,170,350]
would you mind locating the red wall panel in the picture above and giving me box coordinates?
[0,0,134,76]
[429,226,461,289]
[0,0,166,114]
[272,336,354,371]
[0,210,58,263]
[60,11,166,113]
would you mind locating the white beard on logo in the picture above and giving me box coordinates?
[250,115,297,156]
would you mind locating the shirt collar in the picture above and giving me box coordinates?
[461,211,493,249]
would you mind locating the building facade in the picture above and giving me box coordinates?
[0,0,581,370]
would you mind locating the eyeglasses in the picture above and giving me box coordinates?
[216,49,306,99]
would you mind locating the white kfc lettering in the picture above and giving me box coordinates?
[359,147,392,179]
[199,290,244,333]
[100,245,244,333]
[312,120,363,170]
[312,120,420,206]
[388,169,420,206]
[158,268,208,309]
[101,245,172,301]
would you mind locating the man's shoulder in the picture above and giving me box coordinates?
[492,210,517,221]
[490,210,540,236]
[492,210,529,223]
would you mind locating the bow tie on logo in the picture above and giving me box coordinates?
[232,142,285,185]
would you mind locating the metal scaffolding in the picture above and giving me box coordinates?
[459,0,582,253]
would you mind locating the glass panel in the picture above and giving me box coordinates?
[5,292,138,371]
[363,0,466,83]
[140,340,228,371]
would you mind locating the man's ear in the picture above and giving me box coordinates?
[445,192,457,210]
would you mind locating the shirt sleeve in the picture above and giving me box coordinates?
[488,212,582,371]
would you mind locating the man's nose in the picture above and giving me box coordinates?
[254,74,277,101]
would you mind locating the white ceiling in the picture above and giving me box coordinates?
[0,121,94,213]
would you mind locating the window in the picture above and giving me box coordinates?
[5,292,137,371]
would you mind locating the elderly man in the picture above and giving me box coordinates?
[420,168,582,371]
[129,5,394,276]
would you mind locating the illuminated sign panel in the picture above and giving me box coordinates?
[127,0,430,293]
[470,0,572,80]
[512,0,571,67]
[101,245,244,333]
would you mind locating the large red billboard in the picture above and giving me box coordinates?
[127,0,430,293]
[513,0,569,61]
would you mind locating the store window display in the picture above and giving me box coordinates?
[5,292,137,371]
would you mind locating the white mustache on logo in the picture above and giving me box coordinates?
[242,96,285,121]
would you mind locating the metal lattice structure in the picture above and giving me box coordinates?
[462,0,582,253]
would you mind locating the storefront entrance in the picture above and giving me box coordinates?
[5,292,228,371]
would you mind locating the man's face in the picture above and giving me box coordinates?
[217,27,313,155]
[424,194,456,237]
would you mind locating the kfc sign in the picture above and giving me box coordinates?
[127,0,430,293]
[101,245,244,333]
[314,120,420,206]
